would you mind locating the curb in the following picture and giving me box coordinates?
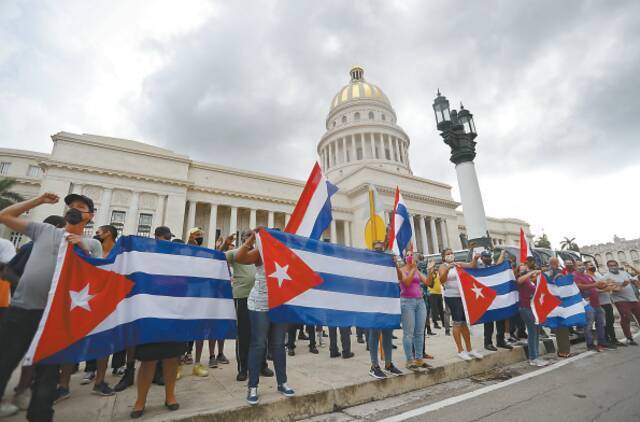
[169,347,529,422]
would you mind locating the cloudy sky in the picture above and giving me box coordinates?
[1,0,638,247]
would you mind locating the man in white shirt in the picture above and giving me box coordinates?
[603,260,640,346]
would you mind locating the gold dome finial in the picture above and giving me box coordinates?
[350,66,364,81]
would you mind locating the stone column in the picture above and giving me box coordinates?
[369,134,376,158]
[350,137,356,162]
[408,214,417,251]
[229,206,238,237]
[438,218,447,250]
[249,208,257,230]
[429,217,438,254]
[418,215,428,255]
[184,200,197,240]
[341,138,347,163]
[96,188,112,226]
[442,218,451,248]
[344,220,351,247]
[155,194,165,227]
[207,204,218,247]
[285,213,291,227]
[124,191,140,235]
[330,219,337,243]
[267,210,274,228]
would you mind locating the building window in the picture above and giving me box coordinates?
[332,121,336,127]
[110,210,126,236]
[356,147,363,160]
[137,213,153,237]
[381,114,386,121]
[9,231,22,247]
[26,165,41,177]
[385,148,391,160]
[630,250,639,261]
[368,111,374,120]
[341,115,347,124]
[605,252,614,262]
[617,251,626,263]
[0,162,10,175]
[354,112,360,121]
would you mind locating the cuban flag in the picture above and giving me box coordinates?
[388,187,412,257]
[256,228,400,328]
[540,273,586,328]
[285,162,338,240]
[456,262,519,325]
[24,236,236,365]
[531,273,562,325]
[519,228,532,263]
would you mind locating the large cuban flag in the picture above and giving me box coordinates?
[388,187,412,257]
[456,262,519,325]
[541,273,586,328]
[257,228,401,329]
[285,162,338,240]
[24,236,236,365]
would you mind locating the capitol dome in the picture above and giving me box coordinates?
[329,66,392,112]
[319,66,412,180]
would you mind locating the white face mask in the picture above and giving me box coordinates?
[444,254,455,263]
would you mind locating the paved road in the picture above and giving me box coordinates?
[312,342,640,422]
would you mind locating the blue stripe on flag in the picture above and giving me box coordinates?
[125,273,232,299]
[39,318,237,364]
[475,303,519,325]
[559,294,584,308]
[269,305,400,329]
[551,274,576,287]
[268,229,395,267]
[544,313,587,329]
[465,261,513,277]
[313,273,400,298]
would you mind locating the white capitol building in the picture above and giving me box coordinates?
[0,67,531,252]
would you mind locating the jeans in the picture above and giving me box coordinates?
[247,310,287,388]
[368,329,393,366]
[585,306,607,347]
[519,308,539,360]
[613,301,640,339]
[0,306,58,422]
[601,304,619,343]
[400,298,426,362]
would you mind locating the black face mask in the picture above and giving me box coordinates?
[195,237,204,246]
[64,208,83,225]
[93,235,103,243]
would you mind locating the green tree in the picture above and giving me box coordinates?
[0,178,25,210]
[534,233,552,249]
[560,236,580,252]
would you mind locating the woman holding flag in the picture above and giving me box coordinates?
[438,248,484,361]
[516,259,547,366]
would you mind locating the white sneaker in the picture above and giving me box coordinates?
[13,389,31,411]
[457,351,473,361]
[0,402,19,417]
[468,350,483,360]
[80,371,95,385]
[534,358,549,367]
[529,359,538,366]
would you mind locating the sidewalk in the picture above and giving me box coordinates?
[5,326,541,422]
[8,323,634,422]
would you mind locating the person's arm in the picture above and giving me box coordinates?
[495,250,506,265]
[458,254,480,269]
[438,263,452,281]
[517,270,539,285]
[234,232,260,265]
[423,260,436,287]
[0,193,60,234]
[399,266,416,287]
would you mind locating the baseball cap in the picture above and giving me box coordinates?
[480,250,492,257]
[154,226,174,238]
[64,194,95,213]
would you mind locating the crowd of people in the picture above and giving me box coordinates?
[0,191,639,421]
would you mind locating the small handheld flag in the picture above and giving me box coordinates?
[388,187,412,257]
[519,228,532,263]
[285,162,338,240]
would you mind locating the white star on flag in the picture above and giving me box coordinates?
[471,284,484,299]
[539,293,545,304]
[269,263,291,288]
[69,284,95,312]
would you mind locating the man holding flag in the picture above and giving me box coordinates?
[0,192,102,421]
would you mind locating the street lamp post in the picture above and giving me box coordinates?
[433,91,491,250]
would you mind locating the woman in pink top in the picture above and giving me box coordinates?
[396,253,432,370]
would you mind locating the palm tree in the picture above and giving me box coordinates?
[560,236,580,252]
[534,233,552,249]
[0,178,25,210]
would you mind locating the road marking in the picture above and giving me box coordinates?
[379,331,640,422]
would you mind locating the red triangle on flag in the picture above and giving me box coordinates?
[532,273,561,324]
[33,246,134,363]
[256,229,324,309]
[456,267,497,325]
